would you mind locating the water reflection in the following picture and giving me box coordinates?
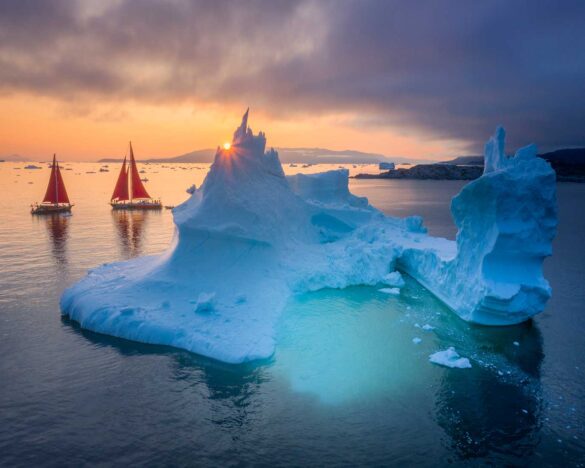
[112,210,157,258]
[62,277,546,463]
[434,321,544,461]
[62,316,266,431]
[40,214,70,266]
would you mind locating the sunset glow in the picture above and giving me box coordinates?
[223,142,231,150]
[0,1,582,161]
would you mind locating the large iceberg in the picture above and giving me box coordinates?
[61,111,557,363]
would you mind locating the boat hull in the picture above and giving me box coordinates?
[110,201,162,210]
[31,204,72,214]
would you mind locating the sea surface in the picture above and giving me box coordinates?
[0,161,584,466]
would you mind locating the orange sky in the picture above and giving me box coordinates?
[0,93,467,162]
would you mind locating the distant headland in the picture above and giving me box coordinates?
[354,148,585,182]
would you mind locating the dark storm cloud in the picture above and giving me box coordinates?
[1,0,584,151]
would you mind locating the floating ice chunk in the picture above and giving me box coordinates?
[421,324,435,331]
[379,288,400,295]
[382,271,405,288]
[412,337,422,344]
[429,347,472,369]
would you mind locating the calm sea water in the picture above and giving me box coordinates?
[1,162,584,466]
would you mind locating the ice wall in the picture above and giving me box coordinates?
[399,127,557,324]
[61,113,557,363]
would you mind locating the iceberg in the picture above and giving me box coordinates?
[61,110,557,363]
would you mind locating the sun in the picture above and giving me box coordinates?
[223,142,231,150]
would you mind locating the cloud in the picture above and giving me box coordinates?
[0,0,584,151]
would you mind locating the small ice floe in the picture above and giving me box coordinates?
[191,292,216,313]
[24,164,42,169]
[382,271,405,288]
[186,184,197,194]
[412,337,422,345]
[378,287,400,295]
[422,324,435,331]
[429,347,472,369]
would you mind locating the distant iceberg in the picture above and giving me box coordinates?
[379,162,395,170]
[61,110,557,363]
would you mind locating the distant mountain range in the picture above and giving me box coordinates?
[99,147,425,165]
[0,154,25,162]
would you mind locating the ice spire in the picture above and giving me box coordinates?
[483,126,506,174]
[232,108,250,144]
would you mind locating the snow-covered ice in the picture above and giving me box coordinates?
[429,347,472,369]
[61,111,557,363]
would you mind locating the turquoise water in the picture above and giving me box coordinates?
[0,163,584,465]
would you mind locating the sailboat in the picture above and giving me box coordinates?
[31,154,73,214]
[110,142,161,210]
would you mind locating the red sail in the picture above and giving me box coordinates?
[111,156,129,201]
[129,142,151,200]
[43,154,70,204]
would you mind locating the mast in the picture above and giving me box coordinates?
[129,142,133,203]
[54,155,59,205]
